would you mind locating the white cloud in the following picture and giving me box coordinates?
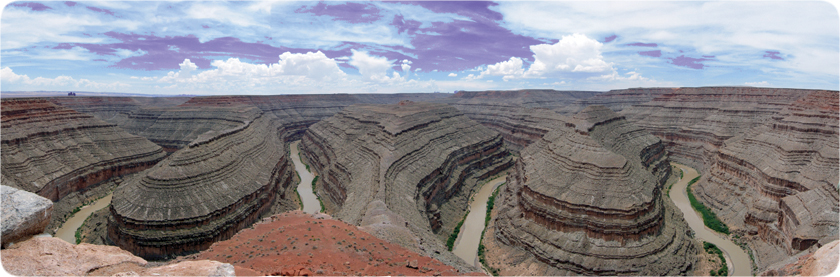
[1,67,129,90]
[744,81,770,86]
[401,59,412,73]
[448,73,457,77]
[527,33,613,76]
[349,50,403,83]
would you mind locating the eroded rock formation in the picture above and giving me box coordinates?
[490,105,696,275]
[1,185,53,248]
[557,87,676,114]
[434,89,599,152]
[47,96,189,126]
[108,105,296,259]
[300,101,512,270]
[1,98,166,201]
[688,90,839,268]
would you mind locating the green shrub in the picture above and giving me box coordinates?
[447,211,469,251]
[703,242,728,276]
[686,178,729,234]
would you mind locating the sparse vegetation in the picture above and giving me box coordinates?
[686,176,730,234]
[478,183,504,276]
[446,210,469,251]
[704,242,729,276]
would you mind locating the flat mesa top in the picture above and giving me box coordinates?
[351,101,447,117]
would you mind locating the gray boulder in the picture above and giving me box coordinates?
[2,185,53,248]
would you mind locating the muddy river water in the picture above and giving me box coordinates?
[452,176,506,267]
[54,194,112,244]
[671,163,752,276]
[291,140,320,214]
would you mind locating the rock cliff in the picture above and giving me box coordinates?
[47,96,189,126]
[434,89,599,152]
[490,105,696,275]
[1,98,167,201]
[688,90,839,268]
[2,185,53,248]
[108,105,296,259]
[300,101,512,270]
[557,87,676,114]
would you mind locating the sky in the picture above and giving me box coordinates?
[1,1,838,95]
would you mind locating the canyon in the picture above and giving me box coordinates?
[0,87,836,276]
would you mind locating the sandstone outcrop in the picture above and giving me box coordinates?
[190,211,483,276]
[2,185,53,248]
[687,90,839,268]
[490,105,696,275]
[300,101,512,270]
[1,236,234,276]
[760,240,839,276]
[108,105,296,259]
[435,90,599,152]
[1,98,167,201]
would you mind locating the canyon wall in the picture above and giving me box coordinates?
[556,87,676,114]
[108,105,297,259]
[1,98,167,201]
[434,89,600,152]
[490,105,696,275]
[300,101,512,269]
[47,96,189,126]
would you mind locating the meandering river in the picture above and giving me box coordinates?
[290,140,320,214]
[452,176,506,267]
[54,194,112,244]
[670,163,752,276]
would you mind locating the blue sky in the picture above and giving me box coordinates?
[1,1,838,95]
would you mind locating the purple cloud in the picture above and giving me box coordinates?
[381,1,541,72]
[703,55,715,58]
[86,6,115,16]
[669,55,713,69]
[64,1,75,6]
[10,2,51,11]
[64,32,336,71]
[639,50,661,57]
[296,2,382,24]
[202,25,210,29]
[763,51,784,60]
[603,35,617,43]
[626,42,657,47]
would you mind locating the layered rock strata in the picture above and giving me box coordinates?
[689,90,839,268]
[434,90,600,152]
[492,105,696,275]
[300,101,512,269]
[557,87,676,114]
[1,99,166,201]
[180,93,451,142]
[1,185,53,248]
[108,106,296,259]
[47,96,189,126]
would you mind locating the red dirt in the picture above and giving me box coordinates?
[190,211,484,276]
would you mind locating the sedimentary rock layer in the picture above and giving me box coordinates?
[557,87,676,114]
[492,105,696,275]
[1,99,166,201]
[47,96,189,126]
[180,93,450,142]
[435,89,600,152]
[300,101,512,269]
[689,90,839,268]
[108,106,296,259]
[1,185,53,248]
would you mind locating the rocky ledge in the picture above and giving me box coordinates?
[2,185,53,248]
[108,106,296,259]
[300,101,512,270]
[490,105,696,275]
[47,96,189,126]
[189,211,484,276]
[1,98,166,201]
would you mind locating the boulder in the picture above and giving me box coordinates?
[1,185,53,248]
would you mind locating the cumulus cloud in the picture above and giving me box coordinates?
[159,51,346,84]
[349,50,403,83]
[527,33,613,76]
[1,67,129,90]
[481,57,525,81]
[448,73,457,77]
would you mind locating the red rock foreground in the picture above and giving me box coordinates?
[190,211,484,276]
